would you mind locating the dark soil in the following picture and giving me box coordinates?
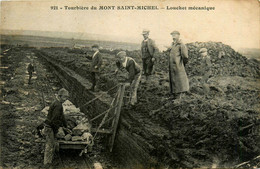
[0,45,114,168]
[1,42,259,168]
[34,42,259,168]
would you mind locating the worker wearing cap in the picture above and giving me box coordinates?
[89,44,103,91]
[115,51,141,105]
[141,29,158,81]
[199,48,212,83]
[167,31,189,98]
[43,88,69,166]
[27,62,35,84]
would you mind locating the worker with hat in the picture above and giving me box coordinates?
[43,88,69,167]
[141,29,158,82]
[167,31,189,99]
[88,44,103,91]
[115,51,142,106]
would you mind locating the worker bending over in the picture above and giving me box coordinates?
[115,51,142,106]
[43,88,69,167]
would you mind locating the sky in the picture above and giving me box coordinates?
[0,0,259,50]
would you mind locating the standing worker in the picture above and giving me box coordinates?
[43,88,69,167]
[27,62,35,84]
[167,31,189,99]
[199,48,212,83]
[115,51,142,106]
[88,44,103,91]
[141,29,158,82]
[199,48,212,94]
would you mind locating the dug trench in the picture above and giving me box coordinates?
[0,46,114,168]
[1,42,259,168]
[34,50,163,168]
[34,42,259,168]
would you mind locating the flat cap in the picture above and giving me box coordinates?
[116,51,127,57]
[58,88,69,96]
[142,29,150,35]
[91,44,99,48]
[170,31,180,35]
[199,48,208,53]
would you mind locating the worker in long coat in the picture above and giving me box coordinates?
[167,31,189,97]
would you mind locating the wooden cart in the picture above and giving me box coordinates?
[38,84,126,154]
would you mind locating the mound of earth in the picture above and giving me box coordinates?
[33,41,260,168]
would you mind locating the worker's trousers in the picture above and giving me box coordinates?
[28,72,33,84]
[91,72,100,89]
[142,57,154,76]
[130,72,142,105]
[43,126,55,165]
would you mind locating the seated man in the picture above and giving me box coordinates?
[43,88,69,166]
[115,51,142,106]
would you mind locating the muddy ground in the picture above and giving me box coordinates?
[1,42,260,168]
[0,45,114,168]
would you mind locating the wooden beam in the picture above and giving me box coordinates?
[109,84,125,152]
[92,128,112,134]
[58,140,89,145]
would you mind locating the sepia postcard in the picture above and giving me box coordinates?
[0,0,259,168]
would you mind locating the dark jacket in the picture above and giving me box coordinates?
[116,57,141,83]
[91,52,102,72]
[45,99,67,134]
[27,63,34,73]
[141,38,158,59]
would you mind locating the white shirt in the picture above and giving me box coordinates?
[122,57,128,68]
[93,51,99,58]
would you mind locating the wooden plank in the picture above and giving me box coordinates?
[36,139,89,145]
[91,128,112,134]
[109,84,125,152]
[58,140,89,145]
[108,85,121,151]
[90,105,117,122]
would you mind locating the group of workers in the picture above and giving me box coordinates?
[39,29,212,167]
[87,29,195,105]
